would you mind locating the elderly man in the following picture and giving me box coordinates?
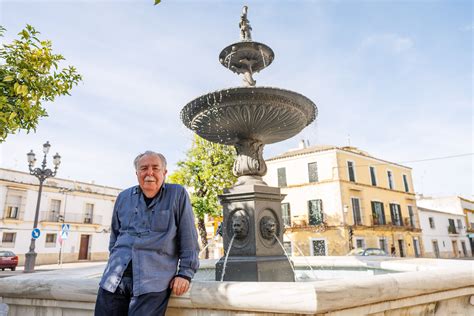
[95,151,199,316]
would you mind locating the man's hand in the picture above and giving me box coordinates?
[169,276,190,296]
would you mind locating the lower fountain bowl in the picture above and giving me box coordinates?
[180,86,317,145]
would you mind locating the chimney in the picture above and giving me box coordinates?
[299,139,307,149]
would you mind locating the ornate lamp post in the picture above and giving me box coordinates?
[24,141,61,273]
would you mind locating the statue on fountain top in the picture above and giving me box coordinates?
[239,6,252,41]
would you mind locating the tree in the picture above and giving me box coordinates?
[168,135,236,258]
[0,25,82,142]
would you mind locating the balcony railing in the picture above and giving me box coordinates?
[448,226,458,234]
[39,212,103,225]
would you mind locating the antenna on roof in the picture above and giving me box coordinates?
[347,134,351,146]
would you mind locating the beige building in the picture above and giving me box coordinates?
[0,168,120,265]
[263,143,422,257]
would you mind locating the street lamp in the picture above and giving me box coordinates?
[24,141,61,273]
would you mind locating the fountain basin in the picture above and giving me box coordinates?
[0,257,472,315]
[181,86,317,146]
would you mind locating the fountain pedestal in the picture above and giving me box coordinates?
[215,184,294,281]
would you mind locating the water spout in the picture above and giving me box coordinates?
[220,234,235,282]
[284,233,317,280]
[273,233,296,275]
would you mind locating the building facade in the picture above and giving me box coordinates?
[417,196,474,257]
[0,168,120,265]
[263,143,422,257]
[417,206,471,258]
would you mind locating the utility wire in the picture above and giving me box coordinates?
[335,153,473,169]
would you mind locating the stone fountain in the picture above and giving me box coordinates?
[181,6,317,281]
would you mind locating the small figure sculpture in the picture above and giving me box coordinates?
[232,210,249,240]
[239,6,252,41]
[260,216,277,240]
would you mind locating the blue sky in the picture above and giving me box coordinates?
[0,0,472,197]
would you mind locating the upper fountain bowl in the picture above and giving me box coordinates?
[219,41,274,75]
[180,86,317,146]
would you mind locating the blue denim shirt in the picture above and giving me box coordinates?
[99,183,199,296]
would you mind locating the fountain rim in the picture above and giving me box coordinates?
[180,85,318,129]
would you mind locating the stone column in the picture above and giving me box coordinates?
[215,184,295,281]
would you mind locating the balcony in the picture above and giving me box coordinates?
[371,217,387,226]
[40,211,61,222]
[448,226,458,234]
[39,212,102,225]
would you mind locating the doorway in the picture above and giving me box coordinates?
[397,239,405,257]
[452,240,459,258]
[79,234,90,260]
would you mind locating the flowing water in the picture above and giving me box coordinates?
[220,235,235,282]
[284,233,318,279]
[273,233,296,276]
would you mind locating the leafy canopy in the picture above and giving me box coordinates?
[0,25,82,142]
[168,135,236,219]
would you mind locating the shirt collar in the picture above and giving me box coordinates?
[133,183,167,201]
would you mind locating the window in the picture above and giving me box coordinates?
[429,217,435,229]
[387,170,394,190]
[351,197,362,225]
[347,161,356,182]
[2,232,16,246]
[277,167,287,187]
[413,238,420,257]
[432,240,440,258]
[283,241,292,255]
[6,206,19,219]
[4,189,26,220]
[281,203,291,227]
[402,174,409,192]
[308,162,318,183]
[457,219,463,230]
[45,233,57,247]
[47,199,62,222]
[389,203,403,226]
[408,206,415,227]
[371,201,386,225]
[84,203,94,224]
[461,241,467,256]
[448,219,457,234]
[308,199,324,225]
[369,166,377,186]
[311,239,326,256]
[5,195,21,219]
[51,199,61,213]
[379,238,388,252]
[355,238,365,249]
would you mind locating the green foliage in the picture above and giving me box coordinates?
[168,135,236,220]
[154,0,161,5]
[0,24,82,142]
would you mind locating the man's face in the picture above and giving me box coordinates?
[136,154,167,198]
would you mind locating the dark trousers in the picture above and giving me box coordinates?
[94,276,171,316]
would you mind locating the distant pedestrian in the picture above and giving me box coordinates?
[94,151,199,316]
[391,244,396,256]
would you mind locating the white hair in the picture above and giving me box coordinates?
[133,151,167,170]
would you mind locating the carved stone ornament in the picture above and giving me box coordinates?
[231,209,250,240]
[260,215,277,240]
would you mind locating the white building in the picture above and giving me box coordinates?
[418,207,471,258]
[0,168,121,265]
[417,196,473,258]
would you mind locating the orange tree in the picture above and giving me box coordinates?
[0,25,82,142]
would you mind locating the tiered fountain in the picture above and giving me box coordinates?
[181,6,317,281]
